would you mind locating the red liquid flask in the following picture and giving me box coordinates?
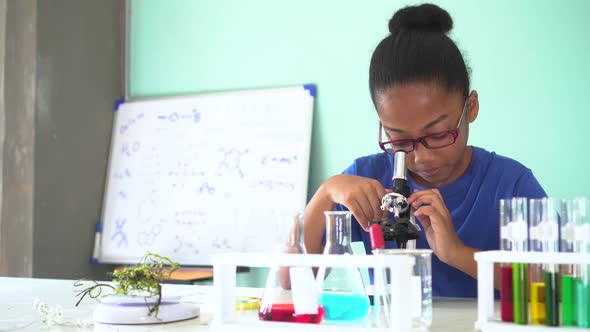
[258,212,324,324]
[258,303,324,323]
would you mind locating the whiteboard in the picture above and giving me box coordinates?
[98,85,315,265]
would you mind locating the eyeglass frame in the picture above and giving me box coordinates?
[378,100,469,154]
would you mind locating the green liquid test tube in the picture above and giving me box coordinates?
[560,198,589,328]
[577,280,590,328]
[562,275,577,326]
[544,271,558,326]
[513,262,528,324]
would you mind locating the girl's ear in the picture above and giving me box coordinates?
[467,90,479,123]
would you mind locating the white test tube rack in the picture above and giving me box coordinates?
[210,252,415,332]
[475,250,590,332]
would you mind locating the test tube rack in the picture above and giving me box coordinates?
[210,252,415,332]
[475,250,590,332]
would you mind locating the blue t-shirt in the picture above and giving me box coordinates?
[335,146,546,298]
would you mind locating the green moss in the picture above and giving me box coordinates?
[75,252,180,318]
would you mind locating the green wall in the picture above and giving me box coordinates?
[130,0,590,206]
[129,0,589,288]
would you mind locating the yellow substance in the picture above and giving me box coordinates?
[235,296,261,310]
[530,282,546,325]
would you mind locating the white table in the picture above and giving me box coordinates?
[0,277,481,331]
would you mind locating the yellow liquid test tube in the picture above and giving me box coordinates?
[530,282,546,324]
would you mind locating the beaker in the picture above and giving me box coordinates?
[372,249,433,330]
[258,212,324,324]
[316,211,370,322]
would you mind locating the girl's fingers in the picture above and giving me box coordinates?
[357,193,377,224]
[414,205,437,219]
[348,200,369,230]
[372,186,389,221]
[410,191,445,211]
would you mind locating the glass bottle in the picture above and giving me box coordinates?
[316,211,370,322]
[258,212,324,324]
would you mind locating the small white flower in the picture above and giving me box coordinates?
[33,298,63,327]
[32,298,94,328]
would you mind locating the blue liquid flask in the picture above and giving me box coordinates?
[316,211,370,322]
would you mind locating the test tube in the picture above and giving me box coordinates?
[528,198,546,325]
[561,198,578,326]
[510,197,529,325]
[542,202,559,328]
[499,198,514,322]
[530,198,559,326]
[573,198,590,328]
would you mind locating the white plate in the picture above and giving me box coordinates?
[93,302,199,325]
[100,294,181,305]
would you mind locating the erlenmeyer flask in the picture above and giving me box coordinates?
[317,211,370,321]
[258,212,324,324]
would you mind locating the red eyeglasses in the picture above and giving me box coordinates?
[379,101,468,154]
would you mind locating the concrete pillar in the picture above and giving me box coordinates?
[0,0,37,277]
[0,0,5,275]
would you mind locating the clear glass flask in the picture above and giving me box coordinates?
[258,212,324,324]
[316,211,370,322]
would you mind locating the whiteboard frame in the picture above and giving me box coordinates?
[97,85,315,265]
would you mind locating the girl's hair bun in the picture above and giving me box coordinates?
[389,3,453,34]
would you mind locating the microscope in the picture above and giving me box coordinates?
[368,150,420,249]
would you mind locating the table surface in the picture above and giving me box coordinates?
[0,277,486,331]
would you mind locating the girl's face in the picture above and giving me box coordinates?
[376,83,478,188]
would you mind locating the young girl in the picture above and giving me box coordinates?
[303,3,546,298]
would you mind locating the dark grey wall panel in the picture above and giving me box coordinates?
[0,0,6,275]
[0,0,36,277]
[34,0,123,279]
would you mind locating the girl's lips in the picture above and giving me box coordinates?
[419,167,441,177]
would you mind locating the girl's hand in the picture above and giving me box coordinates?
[323,174,390,230]
[408,189,464,263]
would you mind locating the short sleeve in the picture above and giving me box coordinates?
[513,169,546,199]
